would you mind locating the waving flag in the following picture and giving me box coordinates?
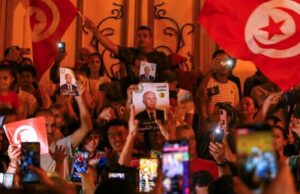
[29,0,77,79]
[199,0,300,91]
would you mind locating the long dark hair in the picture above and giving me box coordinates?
[88,52,105,76]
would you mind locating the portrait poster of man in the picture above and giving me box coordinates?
[60,67,79,96]
[3,117,49,154]
[139,61,156,82]
[133,83,169,131]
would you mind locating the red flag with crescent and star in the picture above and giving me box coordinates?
[29,0,77,79]
[199,0,300,91]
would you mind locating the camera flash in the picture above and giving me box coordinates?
[226,59,233,67]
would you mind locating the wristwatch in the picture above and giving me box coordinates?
[216,160,227,167]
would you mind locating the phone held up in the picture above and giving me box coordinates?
[235,124,277,193]
[70,150,89,182]
[57,42,66,53]
[162,139,190,194]
[21,142,40,183]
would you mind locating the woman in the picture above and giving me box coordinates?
[272,123,300,190]
[238,96,258,124]
[87,53,111,99]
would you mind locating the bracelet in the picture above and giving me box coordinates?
[9,163,18,169]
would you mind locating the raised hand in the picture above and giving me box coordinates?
[83,17,97,32]
[49,145,67,163]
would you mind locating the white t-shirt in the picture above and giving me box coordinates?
[41,135,73,180]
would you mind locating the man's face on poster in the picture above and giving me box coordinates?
[143,91,157,110]
[144,66,151,75]
[65,73,72,84]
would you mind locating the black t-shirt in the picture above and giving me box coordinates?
[117,46,169,79]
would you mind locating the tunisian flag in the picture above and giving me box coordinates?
[199,0,300,91]
[29,0,77,79]
[3,117,49,154]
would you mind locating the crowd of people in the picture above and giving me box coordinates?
[0,17,299,194]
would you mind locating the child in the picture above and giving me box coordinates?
[0,64,23,119]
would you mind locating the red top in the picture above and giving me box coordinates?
[191,158,218,180]
[0,91,19,109]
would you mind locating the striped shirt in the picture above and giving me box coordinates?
[207,77,240,109]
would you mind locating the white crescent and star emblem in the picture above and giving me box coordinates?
[245,0,300,58]
[13,125,38,144]
[29,0,60,42]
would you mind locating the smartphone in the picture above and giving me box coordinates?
[207,85,220,97]
[212,128,224,143]
[219,109,227,130]
[108,172,125,179]
[3,173,14,188]
[0,116,4,128]
[21,142,40,183]
[57,42,66,53]
[105,166,138,187]
[70,150,89,182]
[162,140,190,194]
[139,158,158,193]
[236,124,277,193]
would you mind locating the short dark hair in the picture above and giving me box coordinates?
[137,26,152,37]
[191,171,213,189]
[20,65,37,78]
[0,108,17,116]
[106,119,128,131]
[212,49,229,59]
[159,70,177,83]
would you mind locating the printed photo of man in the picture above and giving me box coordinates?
[60,73,79,96]
[140,66,155,82]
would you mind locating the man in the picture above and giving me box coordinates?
[37,94,92,179]
[139,66,155,82]
[199,50,239,125]
[60,73,79,96]
[84,18,169,78]
[135,91,165,122]
[106,119,139,167]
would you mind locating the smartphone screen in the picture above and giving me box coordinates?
[0,116,4,128]
[21,142,40,183]
[3,173,14,188]
[139,158,158,193]
[162,140,190,194]
[219,109,227,130]
[70,150,89,182]
[236,124,277,193]
[212,128,224,143]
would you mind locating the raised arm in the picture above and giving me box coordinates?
[84,17,119,55]
[70,84,93,148]
[118,105,138,166]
